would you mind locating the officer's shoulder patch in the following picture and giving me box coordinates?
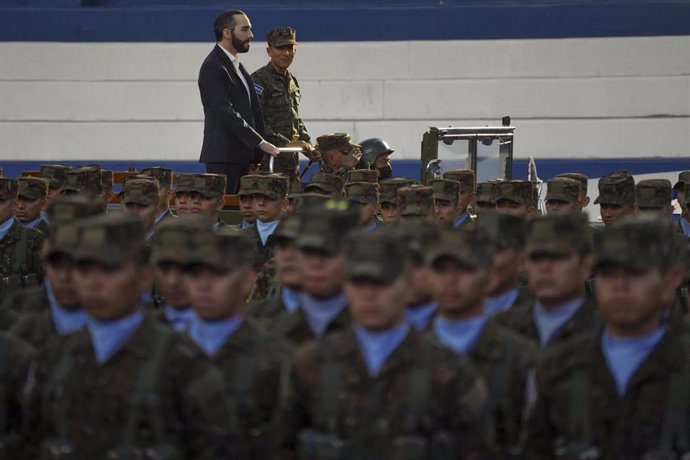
[254,83,264,96]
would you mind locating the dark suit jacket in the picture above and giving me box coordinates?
[198,44,266,165]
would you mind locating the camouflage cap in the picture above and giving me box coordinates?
[43,223,80,259]
[427,229,494,269]
[238,174,260,197]
[345,182,379,205]
[397,185,433,217]
[186,227,256,271]
[151,215,215,266]
[175,173,226,198]
[316,133,359,153]
[295,200,360,254]
[101,170,114,195]
[39,164,72,189]
[345,232,411,284]
[304,172,345,196]
[556,172,589,195]
[17,177,48,200]
[290,192,331,211]
[393,219,441,265]
[379,177,415,204]
[74,213,146,267]
[46,195,105,225]
[525,213,591,258]
[495,180,533,205]
[346,169,378,184]
[442,169,475,192]
[635,179,672,209]
[673,171,690,191]
[594,170,635,205]
[0,178,18,201]
[272,212,301,245]
[545,177,580,203]
[141,167,173,188]
[122,178,160,207]
[430,178,460,202]
[62,166,103,196]
[475,212,526,249]
[254,174,288,200]
[595,213,678,271]
[266,26,297,47]
[288,180,303,197]
[476,180,499,204]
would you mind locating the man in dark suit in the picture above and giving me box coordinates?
[198,10,280,193]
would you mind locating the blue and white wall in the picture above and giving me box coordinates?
[1,0,689,214]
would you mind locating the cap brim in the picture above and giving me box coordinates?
[495,196,525,204]
[545,194,575,203]
[346,263,396,284]
[427,249,479,269]
[595,254,650,273]
[593,195,624,205]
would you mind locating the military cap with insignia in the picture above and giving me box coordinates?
[476,180,500,205]
[397,185,433,217]
[175,173,226,198]
[635,179,672,209]
[141,166,173,188]
[62,166,103,196]
[295,200,360,254]
[345,182,379,205]
[304,172,345,196]
[495,180,533,205]
[266,26,297,47]
[254,174,288,200]
[345,232,411,284]
[151,215,215,266]
[525,213,592,258]
[17,177,48,200]
[594,170,635,205]
[316,133,359,153]
[427,228,495,269]
[430,178,461,202]
[379,177,415,204]
[74,213,147,267]
[475,212,526,250]
[545,177,580,203]
[346,169,378,184]
[121,178,160,207]
[442,169,475,192]
[39,164,72,189]
[0,178,18,201]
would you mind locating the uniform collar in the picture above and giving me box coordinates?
[188,312,244,357]
[46,280,88,336]
[0,217,14,241]
[433,314,487,355]
[485,286,521,316]
[353,322,411,377]
[300,292,348,338]
[405,301,437,331]
[164,305,195,332]
[87,309,145,365]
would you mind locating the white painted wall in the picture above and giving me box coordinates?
[0,36,688,161]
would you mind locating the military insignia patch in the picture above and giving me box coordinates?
[254,83,264,96]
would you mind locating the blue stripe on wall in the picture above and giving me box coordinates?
[0,1,688,42]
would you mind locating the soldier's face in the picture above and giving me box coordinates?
[346,276,408,331]
[379,202,398,223]
[407,265,433,306]
[600,202,635,226]
[74,261,152,320]
[596,264,684,336]
[253,194,285,222]
[45,254,79,309]
[124,202,157,231]
[274,243,301,289]
[155,262,190,309]
[188,192,223,219]
[358,203,378,226]
[496,199,528,218]
[239,195,256,223]
[15,196,45,222]
[298,249,346,298]
[0,197,16,223]
[175,192,191,215]
[545,199,579,215]
[267,44,296,72]
[526,253,592,308]
[185,265,255,320]
[489,248,525,296]
[433,199,459,226]
[430,258,491,316]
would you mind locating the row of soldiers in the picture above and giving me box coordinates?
[0,159,689,459]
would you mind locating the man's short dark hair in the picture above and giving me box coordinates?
[214,10,245,42]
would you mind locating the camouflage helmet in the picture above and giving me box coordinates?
[673,171,690,191]
[101,170,114,196]
[238,174,260,197]
[290,192,330,211]
[186,227,256,271]
[316,133,359,154]
[556,172,589,196]
[475,212,526,250]
[122,178,160,207]
[476,180,500,205]
[46,195,105,225]
[295,200,360,254]
[358,138,394,167]
[636,179,672,209]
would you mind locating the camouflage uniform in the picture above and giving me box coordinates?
[594,170,636,228]
[174,173,229,229]
[17,177,50,233]
[0,332,34,455]
[317,133,360,179]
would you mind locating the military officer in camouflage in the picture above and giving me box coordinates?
[430,178,464,228]
[141,166,177,225]
[426,228,537,458]
[182,225,292,459]
[276,231,489,459]
[15,177,50,233]
[378,177,415,223]
[121,177,160,239]
[0,178,44,300]
[397,185,434,221]
[317,133,362,179]
[475,180,499,214]
[556,172,591,210]
[26,213,238,458]
[496,213,599,348]
[237,174,259,229]
[495,180,536,218]
[595,170,636,226]
[544,176,582,215]
[344,182,380,233]
[635,178,673,215]
[442,169,476,228]
[174,172,228,229]
[526,213,690,460]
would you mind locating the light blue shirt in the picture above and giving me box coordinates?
[453,212,470,229]
[433,315,487,355]
[256,219,280,246]
[188,313,244,357]
[485,287,521,317]
[406,302,437,331]
[353,323,410,376]
[680,217,690,237]
[87,310,145,365]
[40,210,50,225]
[300,293,348,338]
[533,298,584,346]
[281,286,301,314]
[601,327,666,396]
[163,305,195,332]
[46,280,88,336]
[240,219,253,229]
[0,217,14,241]
[22,216,43,229]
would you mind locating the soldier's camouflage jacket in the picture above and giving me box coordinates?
[275,328,489,460]
[0,219,44,299]
[0,332,34,454]
[266,304,351,348]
